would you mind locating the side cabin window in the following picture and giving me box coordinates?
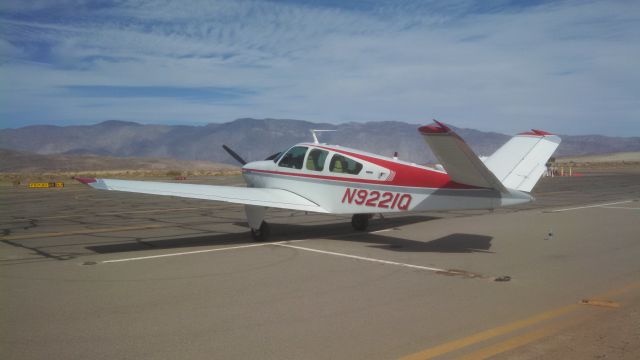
[306,149,328,171]
[278,146,308,170]
[329,154,363,175]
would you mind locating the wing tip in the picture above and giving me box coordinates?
[418,119,452,135]
[74,177,97,185]
[518,129,554,136]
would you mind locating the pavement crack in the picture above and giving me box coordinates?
[1,239,72,261]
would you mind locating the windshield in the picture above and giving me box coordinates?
[278,146,308,169]
[265,152,282,161]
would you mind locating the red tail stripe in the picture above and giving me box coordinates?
[418,120,451,134]
[518,129,554,136]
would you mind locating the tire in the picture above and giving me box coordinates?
[250,221,270,242]
[351,214,369,231]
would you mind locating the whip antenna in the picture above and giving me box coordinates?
[310,129,336,144]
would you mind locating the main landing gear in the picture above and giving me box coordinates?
[246,206,372,241]
[246,205,270,242]
[250,221,270,242]
[351,214,371,231]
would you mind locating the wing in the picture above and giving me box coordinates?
[76,178,328,213]
[418,121,508,193]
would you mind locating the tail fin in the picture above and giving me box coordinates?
[483,130,561,192]
[420,121,508,193]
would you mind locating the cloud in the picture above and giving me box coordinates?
[1,0,639,136]
[62,85,257,102]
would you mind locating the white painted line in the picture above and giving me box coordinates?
[549,200,634,213]
[273,243,448,273]
[601,206,640,210]
[102,242,284,263]
[370,228,395,234]
[99,227,401,264]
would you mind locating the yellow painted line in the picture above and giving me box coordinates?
[400,281,640,360]
[399,304,579,360]
[580,299,620,308]
[455,315,588,360]
[1,223,171,240]
[593,281,640,299]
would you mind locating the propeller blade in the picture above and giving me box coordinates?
[222,144,247,165]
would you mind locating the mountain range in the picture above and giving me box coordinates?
[0,148,235,173]
[1,118,639,165]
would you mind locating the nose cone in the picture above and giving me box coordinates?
[241,160,276,188]
[244,160,275,171]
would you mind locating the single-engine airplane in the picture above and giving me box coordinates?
[76,121,560,241]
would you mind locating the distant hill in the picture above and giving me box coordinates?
[0,148,236,173]
[1,118,639,165]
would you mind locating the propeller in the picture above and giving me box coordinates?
[222,144,247,165]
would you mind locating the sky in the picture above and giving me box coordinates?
[1,0,639,136]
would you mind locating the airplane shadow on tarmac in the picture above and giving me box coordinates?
[86,215,492,255]
[347,233,493,253]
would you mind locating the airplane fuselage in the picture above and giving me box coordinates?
[242,142,532,215]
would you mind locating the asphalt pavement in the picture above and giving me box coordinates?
[2,171,639,359]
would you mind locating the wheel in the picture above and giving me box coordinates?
[351,214,369,231]
[250,221,270,242]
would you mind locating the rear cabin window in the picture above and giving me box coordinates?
[306,149,328,171]
[329,154,363,175]
[278,146,308,170]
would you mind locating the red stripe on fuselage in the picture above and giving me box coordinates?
[245,147,482,190]
[313,145,481,189]
[243,168,475,189]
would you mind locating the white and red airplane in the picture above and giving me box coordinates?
[77,121,560,241]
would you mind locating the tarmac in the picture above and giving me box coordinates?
[1,171,639,359]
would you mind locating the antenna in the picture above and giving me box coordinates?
[310,129,336,144]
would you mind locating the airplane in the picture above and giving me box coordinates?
[76,121,561,241]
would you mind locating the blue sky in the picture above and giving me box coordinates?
[1,0,639,135]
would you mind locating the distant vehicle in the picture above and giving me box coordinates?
[77,121,560,241]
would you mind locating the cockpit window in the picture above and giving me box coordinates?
[306,149,328,171]
[278,146,308,169]
[329,154,363,175]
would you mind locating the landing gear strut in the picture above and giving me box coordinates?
[351,214,370,231]
[250,221,270,242]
